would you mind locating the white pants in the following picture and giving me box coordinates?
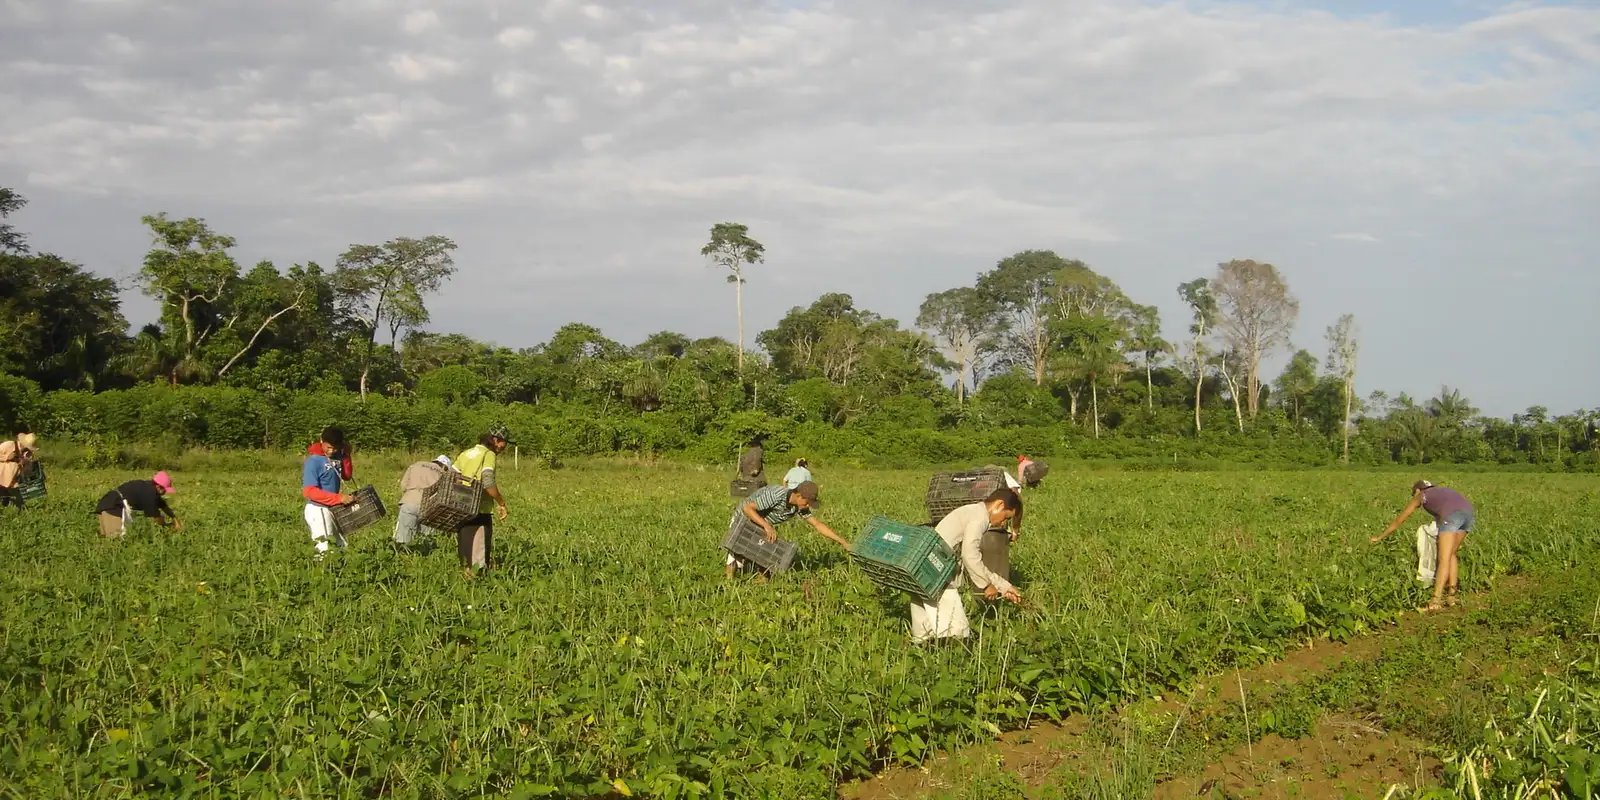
[910,584,970,643]
[1416,521,1439,583]
[305,503,346,555]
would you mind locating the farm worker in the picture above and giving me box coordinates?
[912,488,1024,643]
[782,457,813,489]
[737,438,766,486]
[725,480,849,579]
[302,429,357,559]
[394,455,453,547]
[306,426,354,481]
[94,471,181,538]
[1371,480,1476,611]
[454,425,512,576]
[0,432,31,510]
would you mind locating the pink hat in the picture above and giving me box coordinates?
[152,471,175,494]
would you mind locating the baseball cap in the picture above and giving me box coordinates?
[1412,480,1434,492]
[434,455,453,468]
[153,471,175,494]
[792,480,821,504]
[488,423,516,444]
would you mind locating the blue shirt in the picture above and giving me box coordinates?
[303,454,342,495]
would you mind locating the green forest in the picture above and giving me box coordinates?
[1,187,1594,468]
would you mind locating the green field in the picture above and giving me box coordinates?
[2,459,1596,798]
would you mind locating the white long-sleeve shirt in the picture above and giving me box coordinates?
[933,502,1013,594]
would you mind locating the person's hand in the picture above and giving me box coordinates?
[171,519,184,532]
[1001,587,1023,604]
[983,585,999,601]
[1369,532,1385,544]
[1009,530,1020,543]
[763,525,778,543]
[340,494,356,506]
[496,503,509,522]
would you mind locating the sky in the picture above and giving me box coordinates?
[1,0,1596,417]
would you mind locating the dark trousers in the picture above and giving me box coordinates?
[458,514,493,569]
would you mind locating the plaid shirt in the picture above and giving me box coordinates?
[745,483,811,525]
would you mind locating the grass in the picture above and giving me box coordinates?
[0,460,1595,798]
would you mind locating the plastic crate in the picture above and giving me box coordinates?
[420,472,482,529]
[18,463,46,502]
[923,467,1006,524]
[850,516,958,601]
[721,513,798,573]
[331,485,387,535]
[729,477,767,498]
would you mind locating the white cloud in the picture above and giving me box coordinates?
[402,9,439,34]
[496,26,536,48]
[0,0,1597,414]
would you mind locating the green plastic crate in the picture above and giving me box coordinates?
[850,516,957,601]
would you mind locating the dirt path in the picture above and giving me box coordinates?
[840,579,1534,800]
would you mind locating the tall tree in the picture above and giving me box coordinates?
[0,252,127,390]
[1324,314,1359,462]
[1274,349,1318,423]
[977,250,1071,386]
[1212,259,1299,419]
[701,222,765,374]
[1177,278,1218,434]
[138,214,242,383]
[333,235,457,401]
[1125,304,1168,412]
[916,286,997,404]
[1216,349,1247,433]
[1053,314,1126,437]
[0,187,29,254]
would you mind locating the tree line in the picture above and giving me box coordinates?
[1,187,1594,467]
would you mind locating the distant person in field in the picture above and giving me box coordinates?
[394,455,453,547]
[454,425,512,577]
[306,426,354,482]
[783,457,813,489]
[725,481,849,579]
[912,488,1025,643]
[737,438,766,486]
[1371,480,1476,611]
[0,431,36,509]
[302,428,357,559]
[94,471,181,537]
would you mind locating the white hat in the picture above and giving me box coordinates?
[434,455,453,468]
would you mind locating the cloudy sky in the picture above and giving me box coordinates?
[2,0,1596,416]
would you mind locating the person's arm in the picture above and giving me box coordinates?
[742,500,778,542]
[961,520,1020,602]
[338,447,354,481]
[1371,493,1423,543]
[156,498,182,530]
[302,485,351,506]
[804,516,851,550]
[481,467,508,520]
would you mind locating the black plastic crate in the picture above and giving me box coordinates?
[923,467,1006,524]
[331,485,387,535]
[721,513,798,573]
[421,473,482,529]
